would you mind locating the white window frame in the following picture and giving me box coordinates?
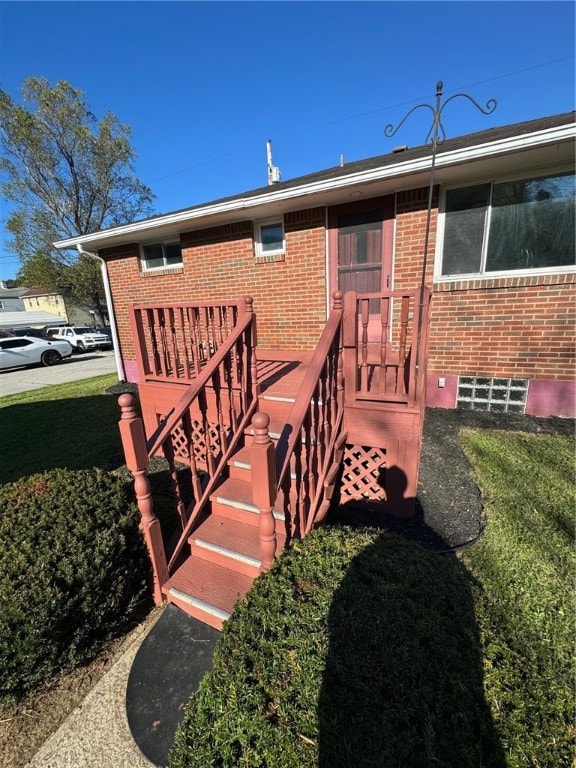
[140,240,183,272]
[255,218,285,258]
[434,166,576,282]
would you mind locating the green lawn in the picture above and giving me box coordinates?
[170,427,575,768]
[0,374,121,485]
[460,429,575,768]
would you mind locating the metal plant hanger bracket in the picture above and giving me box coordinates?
[384,80,497,372]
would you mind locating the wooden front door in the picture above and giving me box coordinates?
[328,196,394,301]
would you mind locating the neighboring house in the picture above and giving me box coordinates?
[0,284,28,313]
[20,288,69,323]
[20,288,109,327]
[56,110,575,419]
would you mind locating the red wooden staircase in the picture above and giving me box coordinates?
[118,289,431,630]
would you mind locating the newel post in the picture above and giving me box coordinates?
[243,295,260,399]
[118,393,168,604]
[250,412,277,573]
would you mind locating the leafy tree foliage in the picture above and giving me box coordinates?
[0,77,154,318]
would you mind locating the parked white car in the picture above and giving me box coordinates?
[0,336,74,370]
[46,326,112,352]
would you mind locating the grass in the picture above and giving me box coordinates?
[460,429,575,768]
[171,427,575,768]
[0,374,121,485]
[170,526,501,768]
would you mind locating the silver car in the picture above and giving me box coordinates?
[0,336,74,370]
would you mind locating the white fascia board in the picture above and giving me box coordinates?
[53,122,575,252]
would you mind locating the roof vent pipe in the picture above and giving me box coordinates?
[266,140,281,185]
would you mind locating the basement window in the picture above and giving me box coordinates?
[457,376,528,413]
[255,219,285,260]
[141,241,183,271]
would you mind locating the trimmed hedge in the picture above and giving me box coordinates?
[169,526,501,768]
[0,468,150,698]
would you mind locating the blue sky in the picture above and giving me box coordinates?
[0,0,574,281]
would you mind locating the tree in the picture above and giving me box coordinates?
[0,77,154,322]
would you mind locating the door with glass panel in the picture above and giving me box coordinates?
[328,196,394,338]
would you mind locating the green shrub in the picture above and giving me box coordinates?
[170,526,502,768]
[0,468,150,698]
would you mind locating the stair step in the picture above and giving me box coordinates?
[210,476,285,527]
[163,556,254,630]
[229,445,300,482]
[189,515,286,577]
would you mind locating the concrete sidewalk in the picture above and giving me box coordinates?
[26,611,163,768]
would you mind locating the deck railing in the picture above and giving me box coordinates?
[251,292,347,552]
[343,287,432,409]
[119,297,258,599]
[130,299,242,383]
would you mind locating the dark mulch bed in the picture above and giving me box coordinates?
[329,408,575,553]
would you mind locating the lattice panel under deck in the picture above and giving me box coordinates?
[340,444,387,501]
[161,416,224,465]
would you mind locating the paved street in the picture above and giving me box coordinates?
[0,349,118,396]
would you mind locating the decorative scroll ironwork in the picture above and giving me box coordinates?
[384,81,497,372]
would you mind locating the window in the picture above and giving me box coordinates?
[255,219,285,258]
[438,171,575,278]
[0,338,32,349]
[141,241,183,271]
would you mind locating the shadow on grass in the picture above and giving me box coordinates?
[317,532,506,768]
[0,395,123,485]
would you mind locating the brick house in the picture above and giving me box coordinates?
[53,110,575,624]
[56,110,575,419]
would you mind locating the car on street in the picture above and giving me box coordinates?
[46,326,113,352]
[0,336,74,370]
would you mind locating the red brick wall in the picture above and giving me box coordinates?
[102,207,327,361]
[393,186,575,381]
[431,275,575,380]
[102,190,575,387]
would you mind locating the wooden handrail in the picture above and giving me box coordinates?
[275,309,343,486]
[273,292,346,539]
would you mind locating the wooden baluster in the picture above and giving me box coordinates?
[153,308,168,378]
[213,367,228,456]
[250,413,277,573]
[179,306,192,380]
[199,388,215,477]
[398,296,410,395]
[146,308,160,376]
[161,434,187,531]
[380,296,389,393]
[168,307,179,377]
[118,394,168,604]
[209,305,217,355]
[360,298,369,394]
[188,307,202,376]
[201,306,210,362]
[182,409,203,503]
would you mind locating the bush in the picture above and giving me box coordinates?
[0,468,150,698]
[170,526,502,768]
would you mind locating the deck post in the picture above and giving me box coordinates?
[118,393,168,604]
[243,296,260,399]
[250,412,277,573]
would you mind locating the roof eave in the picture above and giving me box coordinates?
[53,120,576,253]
